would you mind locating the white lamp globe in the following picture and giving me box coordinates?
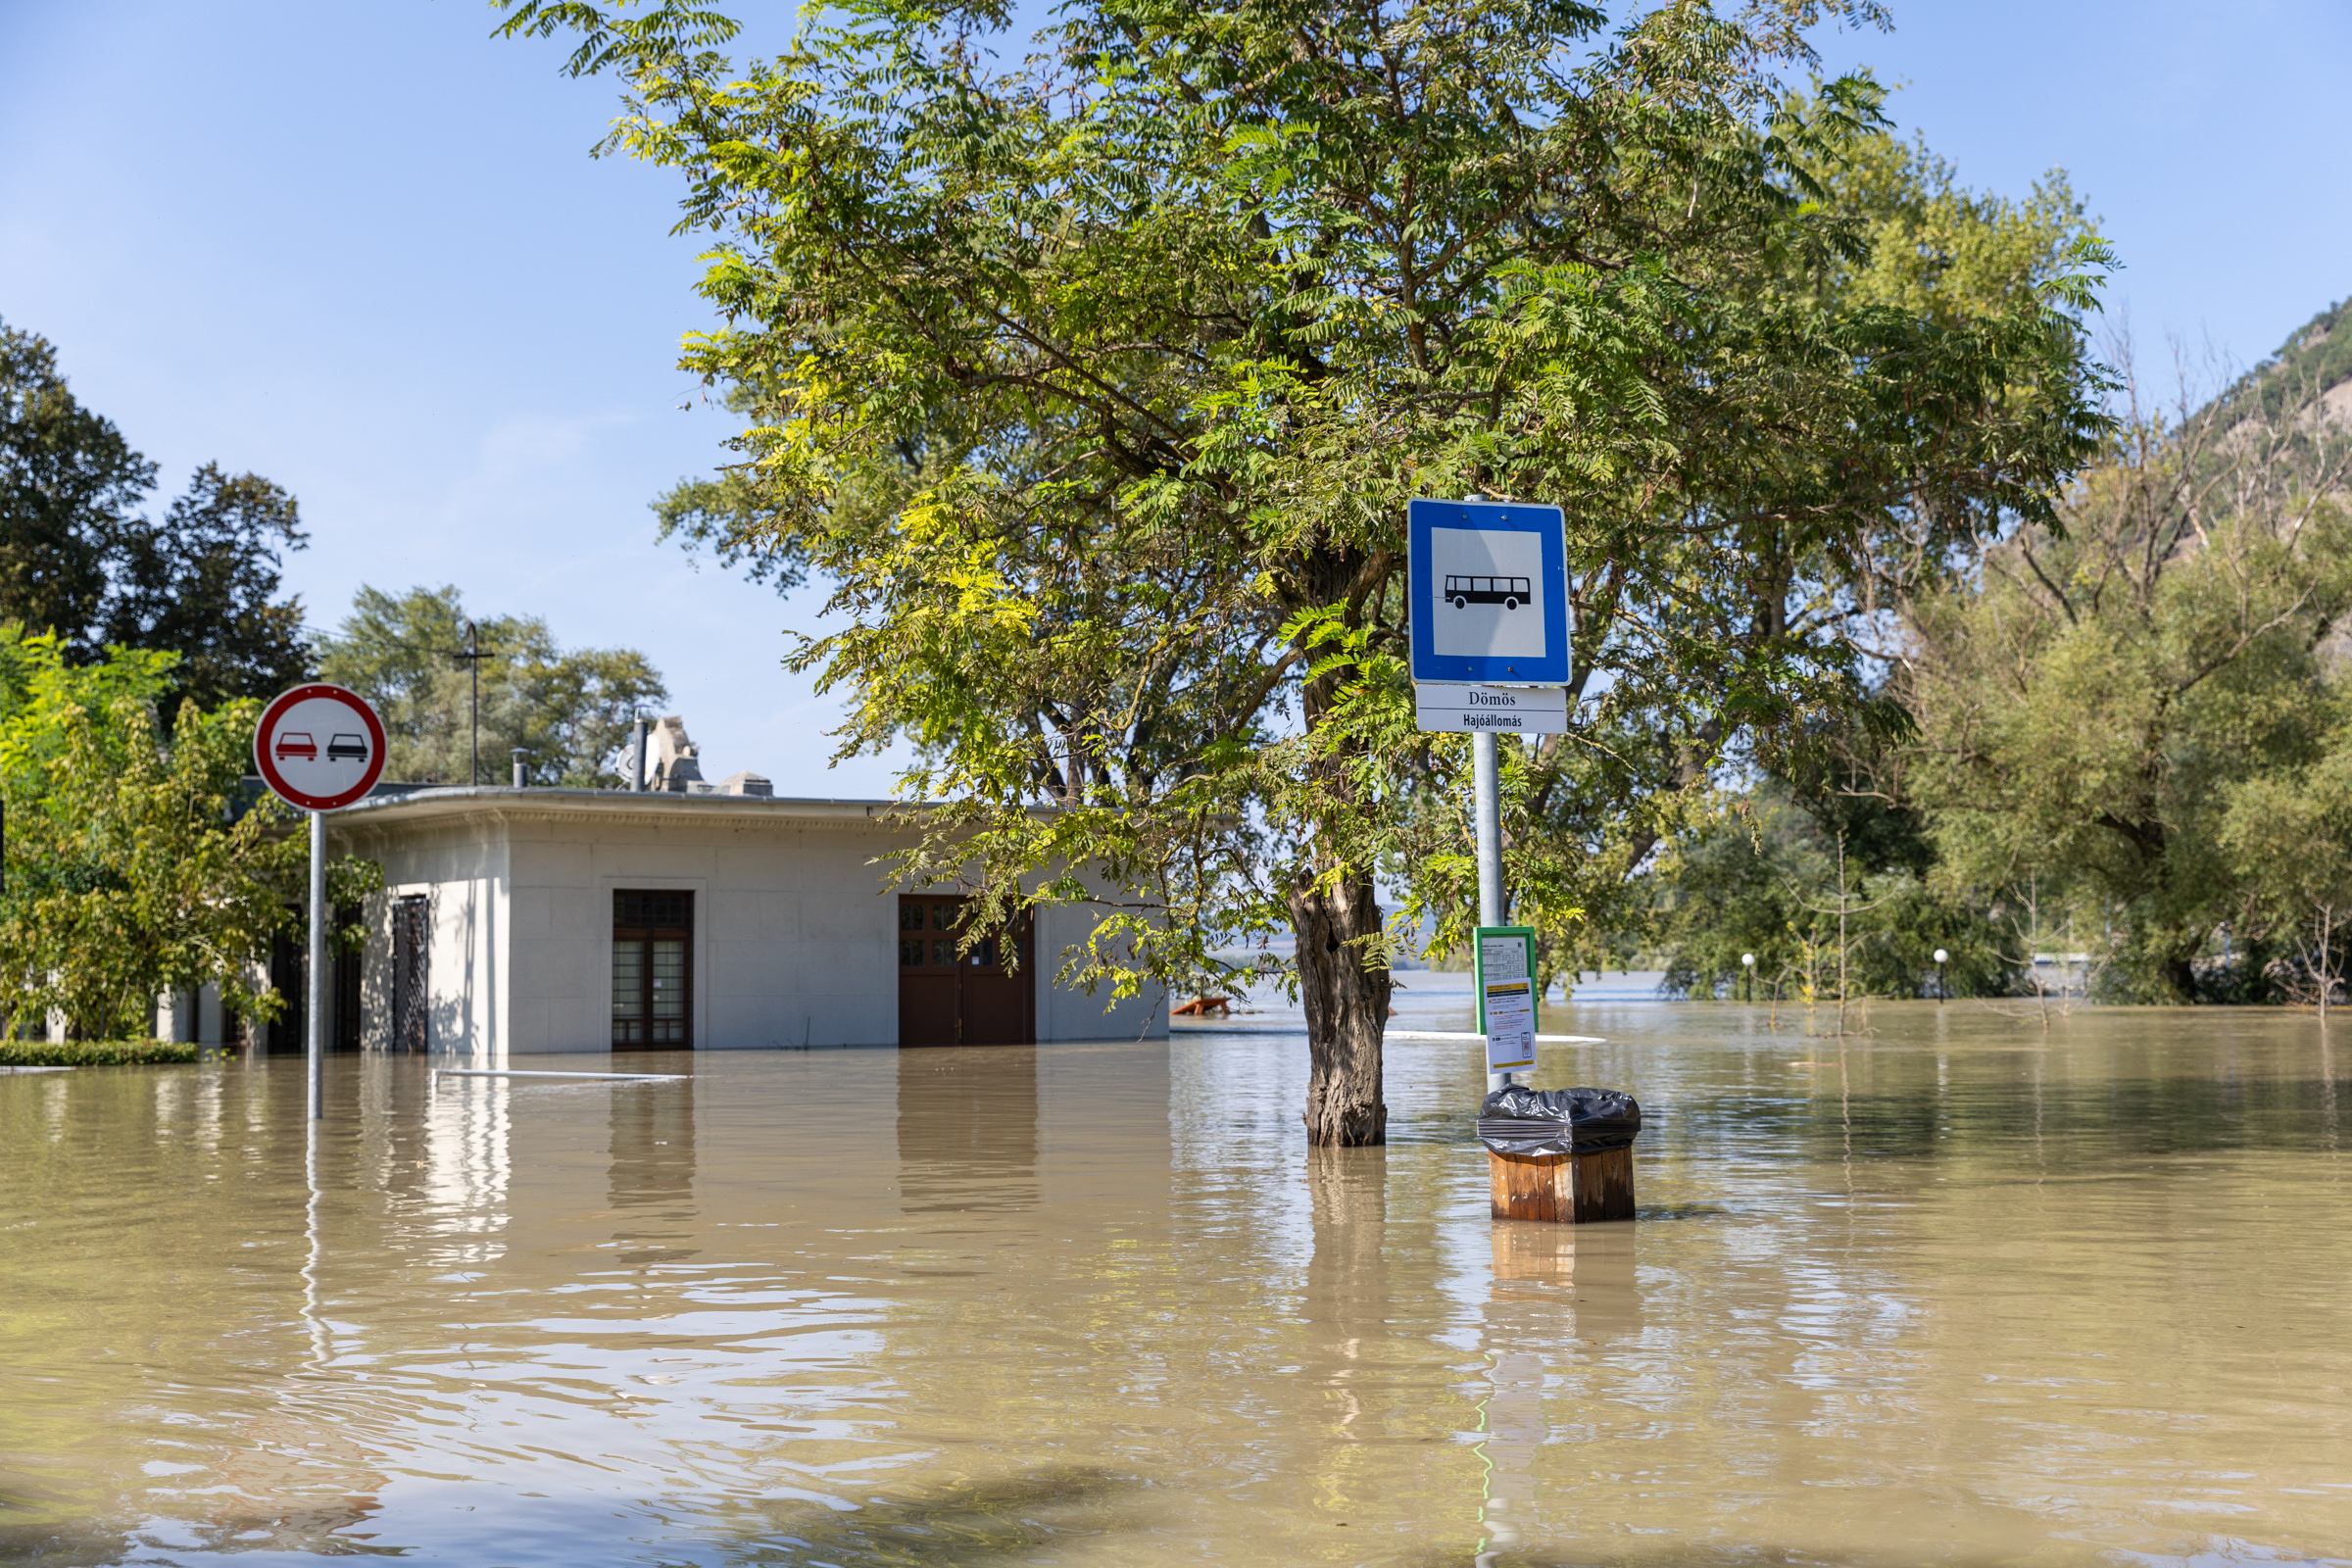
[1934,949,1949,964]
[1740,952,1756,967]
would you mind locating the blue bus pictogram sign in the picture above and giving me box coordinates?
[1408,499,1571,686]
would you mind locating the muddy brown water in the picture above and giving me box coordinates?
[3,1002,2348,1566]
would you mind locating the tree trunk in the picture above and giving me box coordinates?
[1291,863,1391,1147]
[2162,952,2197,1003]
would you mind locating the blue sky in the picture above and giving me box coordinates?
[4,1,2348,796]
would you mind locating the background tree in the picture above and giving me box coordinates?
[0,626,378,1041]
[100,464,312,710]
[1,317,315,699]
[503,0,2108,1141]
[0,318,154,652]
[1891,347,2352,1000]
[316,584,667,786]
[1649,783,2011,1003]
[2221,715,2352,1013]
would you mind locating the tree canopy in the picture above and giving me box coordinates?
[503,0,2112,1137]
[99,464,312,711]
[315,584,667,786]
[0,626,378,1041]
[1892,349,2352,1001]
[0,318,313,709]
[0,323,152,654]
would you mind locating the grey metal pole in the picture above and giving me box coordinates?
[1475,728,1513,1093]
[308,808,325,1120]
[1474,729,1503,927]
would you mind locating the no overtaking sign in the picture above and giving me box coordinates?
[255,683,386,811]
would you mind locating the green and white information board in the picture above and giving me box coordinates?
[1475,925,1539,1074]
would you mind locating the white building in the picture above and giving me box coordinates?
[166,782,1165,1055]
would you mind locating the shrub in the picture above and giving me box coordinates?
[0,1039,205,1066]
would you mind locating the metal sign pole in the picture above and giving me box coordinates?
[1474,730,1514,1094]
[1473,731,1503,929]
[1403,493,1568,1101]
[253,681,384,1122]
[308,808,325,1121]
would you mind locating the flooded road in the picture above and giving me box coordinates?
[4,998,2348,1565]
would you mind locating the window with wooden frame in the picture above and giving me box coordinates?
[612,890,694,1049]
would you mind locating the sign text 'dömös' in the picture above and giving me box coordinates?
[1413,683,1569,735]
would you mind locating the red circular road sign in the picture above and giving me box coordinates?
[254,683,387,810]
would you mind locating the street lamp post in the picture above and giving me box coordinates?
[1740,951,1756,1004]
[1934,948,1949,1004]
[447,619,491,785]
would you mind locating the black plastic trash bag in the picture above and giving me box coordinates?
[1476,1085,1642,1156]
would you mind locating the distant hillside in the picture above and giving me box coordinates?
[2218,297,2352,426]
[2194,295,2352,671]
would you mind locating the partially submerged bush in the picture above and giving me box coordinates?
[0,1039,205,1066]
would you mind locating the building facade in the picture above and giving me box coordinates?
[164,786,1165,1055]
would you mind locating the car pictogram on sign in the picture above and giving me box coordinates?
[326,733,368,761]
[275,732,318,762]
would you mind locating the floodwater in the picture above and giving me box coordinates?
[4,991,2348,1567]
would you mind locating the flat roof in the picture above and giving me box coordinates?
[325,784,917,830]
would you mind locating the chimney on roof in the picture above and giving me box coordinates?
[646,714,705,793]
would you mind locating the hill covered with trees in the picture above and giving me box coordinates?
[1639,295,2352,1007]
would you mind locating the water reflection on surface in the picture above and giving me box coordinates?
[3,1004,2349,1565]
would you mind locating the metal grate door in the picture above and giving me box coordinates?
[392,895,429,1052]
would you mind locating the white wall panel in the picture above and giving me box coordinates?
[333,796,1167,1053]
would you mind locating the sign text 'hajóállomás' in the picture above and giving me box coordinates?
[1412,683,1569,735]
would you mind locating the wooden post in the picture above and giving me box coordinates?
[1487,1146,1634,1223]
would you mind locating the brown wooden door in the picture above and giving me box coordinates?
[898,897,960,1046]
[898,896,1035,1046]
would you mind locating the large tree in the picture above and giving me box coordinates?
[316,585,667,786]
[503,0,2109,1141]
[100,463,313,711]
[0,627,379,1041]
[0,319,154,649]
[1893,348,2352,1001]
[1,318,315,704]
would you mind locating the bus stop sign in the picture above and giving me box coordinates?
[1407,498,1571,686]
[255,683,387,810]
